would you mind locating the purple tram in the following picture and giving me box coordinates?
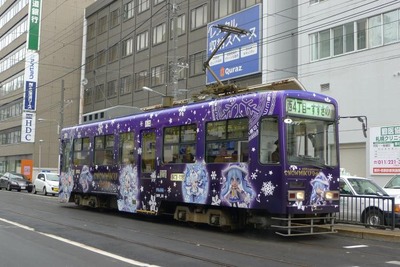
[59,81,340,236]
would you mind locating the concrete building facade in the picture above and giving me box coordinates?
[0,0,94,175]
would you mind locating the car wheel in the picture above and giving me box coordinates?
[364,209,384,227]
[43,187,47,196]
[7,183,11,191]
[33,186,37,194]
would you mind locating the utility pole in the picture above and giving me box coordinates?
[60,79,64,135]
[171,0,179,101]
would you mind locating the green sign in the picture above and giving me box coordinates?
[286,98,335,119]
[28,0,41,51]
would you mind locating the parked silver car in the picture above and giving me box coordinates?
[383,175,400,196]
[33,172,60,196]
[339,176,400,228]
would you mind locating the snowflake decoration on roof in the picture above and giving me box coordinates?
[178,106,186,116]
[97,123,104,135]
[261,181,275,196]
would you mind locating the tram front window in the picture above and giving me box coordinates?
[286,117,337,167]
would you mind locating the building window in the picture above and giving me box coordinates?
[108,44,119,62]
[137,31,149,51]
[213,0,234,20]
[383,10,399,44]
[189,51,206,76]
[151,65,165,87]
[154,0,164,5]
[96,50,106,67]
[120,76,132,95]
[368,14,382,48]
[87,22,96,40]
[239,0,261,9]
[138,0,149,13]
[110,9,120,28]
[86,55,94,72]
[344,22,354,53]
[191,4,207,30]
[95,84,105,101]
[136,70,148,89]
[84,88,92,105]
[171,14,186,36]
[357,19,367,50]
[122,38,133,57]
[98,16,107,34]
[310,0,326,4]
[123,1,134,21]
[153,23,166,45]
[107,80,117,97]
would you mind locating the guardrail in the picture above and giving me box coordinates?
[336,195,396,230]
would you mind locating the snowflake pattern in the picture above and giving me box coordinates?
[261,181,275,196]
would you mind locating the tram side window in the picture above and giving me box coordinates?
[163,124,197,163]
[61,140,71,172]
[94,135,115,165]
[73,137,91,166]
[119,132,135,165]
[259,117,279,164]
[205,118,249,163]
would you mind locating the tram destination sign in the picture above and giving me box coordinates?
[286,98,335,119]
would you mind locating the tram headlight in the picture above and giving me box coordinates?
[324,191,340,201]
[288,190,305,201]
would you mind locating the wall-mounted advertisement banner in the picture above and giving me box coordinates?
[28,0,42,51]
[21,112,36,143]
[23,51,39,111]
[206,4,261,85]
[370,126,400,175]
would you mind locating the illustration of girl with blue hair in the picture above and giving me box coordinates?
[183,163,208,204]
[117,164,138,212]
[79,165,93,193]
[309,172,330,206]
[220,164,254,208]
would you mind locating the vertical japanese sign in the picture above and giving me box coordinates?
[370,126,400,175]
[206,4,261,85]
[28,0,42,51]
[21,51,39,143]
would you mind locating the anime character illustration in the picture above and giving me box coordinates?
[79,165,93,193]
[220,163,254,208]
[182,162,208,204]
[117,164,139,212]
[309,172,330,206]
[59,169,74,203]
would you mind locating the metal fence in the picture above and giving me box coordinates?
[336,195,396,230]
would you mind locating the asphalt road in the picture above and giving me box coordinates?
[1,190,400,267]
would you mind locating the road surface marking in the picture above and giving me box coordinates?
[387,261,400,265]
[343,245,369,249]
[0,217,160,267]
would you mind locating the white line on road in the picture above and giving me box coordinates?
[0,217,160,267]
[343,245,369,249]
[387,261,400,265]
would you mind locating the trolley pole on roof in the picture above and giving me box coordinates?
[203,25,249,86]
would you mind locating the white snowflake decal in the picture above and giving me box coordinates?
[211,195,221,206]
[137,147,142,155]
[327,173,333,181]
[97,123,104,134]
[261,181,275,196]
[250,172,257,180]
[178,106,186,116]
[211,171,217,180]
[149,195,157,212]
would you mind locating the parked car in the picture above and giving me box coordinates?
[33,172,60,196]
[0,172,33,192]
[339,176,400,228]
[383,175,400,196]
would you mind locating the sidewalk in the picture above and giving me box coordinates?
[334,224,400,243]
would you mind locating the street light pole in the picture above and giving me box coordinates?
[39,139,43,169]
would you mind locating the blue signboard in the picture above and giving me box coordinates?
[206,4,261,85]
[24,81,37,111]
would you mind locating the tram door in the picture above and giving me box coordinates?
[140,130,156,179]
